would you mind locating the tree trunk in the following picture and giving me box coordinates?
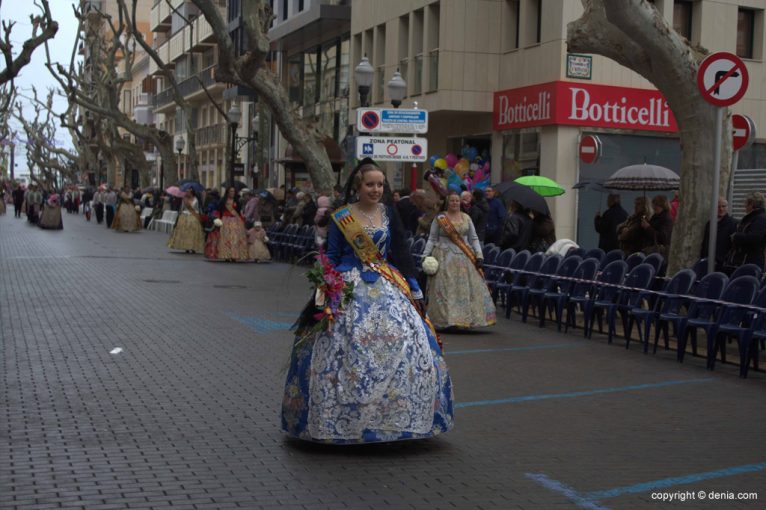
[567,0,729,273]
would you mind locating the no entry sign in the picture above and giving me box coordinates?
[732,114,756,151]
[697,52,749,107]
[579,135,602,164]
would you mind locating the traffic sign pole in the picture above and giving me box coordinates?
[707,107,723,276]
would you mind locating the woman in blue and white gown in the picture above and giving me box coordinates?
[282,161,454,444]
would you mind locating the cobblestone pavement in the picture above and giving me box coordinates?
[1,212,765,510]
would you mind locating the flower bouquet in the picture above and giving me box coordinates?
[294,250,354,344]
[213,218,223,228]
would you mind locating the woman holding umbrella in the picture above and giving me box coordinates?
[210,186,249,262]
[167,188,205,254]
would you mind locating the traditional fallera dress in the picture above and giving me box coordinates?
[282,204,454,444]
[38,195,63,230]
[111,192,141,232]
[423,212,496,329]
[246,226,271,262]
[215,199,249,261]
[167,197,205,253]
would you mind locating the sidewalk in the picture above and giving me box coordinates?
[1,213,764,510]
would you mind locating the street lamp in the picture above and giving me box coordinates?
[387,69,406,108]
[175,136,185,182]
[354,55,374,108]
[227,103,242,187]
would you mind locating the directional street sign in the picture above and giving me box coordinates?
[356,108,429,134]
[732,114,756,151]
[697,52,749,107]
[356,136,428,162]
[579,135,602,164]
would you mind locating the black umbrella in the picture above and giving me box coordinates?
[572,179,608,193]
[220,180,247,192]
[603,163,680,192]
[492,181,550,216]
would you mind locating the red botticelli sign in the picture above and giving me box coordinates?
[493,81,679,133]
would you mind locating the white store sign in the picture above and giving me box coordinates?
[356,136,428,162]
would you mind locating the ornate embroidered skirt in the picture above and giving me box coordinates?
[167,214,205,253]
[282,268,454,443]
[426,245,496,329]
[216,216,249,261]
[248,239,271,261]
[112,203,141,232]
[38,206,63,230]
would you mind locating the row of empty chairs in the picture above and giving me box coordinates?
[481,245,765,378]
[266,223,316,263]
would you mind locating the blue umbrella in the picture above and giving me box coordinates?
[179,182,204,193]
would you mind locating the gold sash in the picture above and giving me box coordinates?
[436,213,485,279]
[332,206,441,345]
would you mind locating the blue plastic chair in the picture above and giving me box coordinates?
[643,253,665,276]
[627,269,696,354]
[506,252,545,319]
[599,249,625,270]
[730,263,762,281]
[625,252,646,272]
[566,247,587,259]
[483,246,501,267]
[538,256,582,328]
[656,272,729,363]
[602,263,657,347]
[713,285,766,377]
[543,257,599,332]
[493,250,530,305]
[692,258,709,280]
[520,254,562,323]
[482,243,497,259]
[691,276,760,371]
[585,248,606,263]
[580,260,629,338]
[485,248,514,295]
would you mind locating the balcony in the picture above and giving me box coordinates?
[150,0,175,32]
[153,65,222,111]
[195,123,225,148]
[148,40,174,76]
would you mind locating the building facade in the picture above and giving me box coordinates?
[350,0,766,246]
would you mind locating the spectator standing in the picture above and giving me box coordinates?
[242,189,260,226]
[701,198,737,271]
[724,192,766,272]
[594,194,628,252]
[300,193,318,227]
[470,189,489,243]
[640,195,673,258]
[501,201,533,251]
[484,186,507,246]
[617,197,652,255]
[529,212,556,253]
[104,187,117,228]
[13,184,25,218]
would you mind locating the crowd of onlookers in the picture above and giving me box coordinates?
[594,190,766,274]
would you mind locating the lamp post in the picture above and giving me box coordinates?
[227,103,242,188]
[387,69,406,108]
[175,136,185,182]
[354,56,374,108]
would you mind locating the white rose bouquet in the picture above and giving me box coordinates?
[422,256,439,276]
[213,218,223,228]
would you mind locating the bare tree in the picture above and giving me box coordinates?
[48,3,177,186]
[568,0,729,273]
[191,0,336,194]
[0,0,59,90]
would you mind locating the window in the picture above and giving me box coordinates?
[412,9,424,95]
[303,49,318,108]
[320,42,338,102]
[374,24,386,104]
[426,2,439,92]
[737,9,755,59]
[503,0,520,51]
[298,0,304,12]
[398,14,409,95]
[287,54,303,104]
[673,1,692,40]
[282,0,288,20]
[523,0,542,46]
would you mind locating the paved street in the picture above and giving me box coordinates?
[1,212,765,510]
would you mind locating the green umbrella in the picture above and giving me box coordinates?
[514,175,565,197]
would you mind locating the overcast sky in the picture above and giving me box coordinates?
[1,1,80,177]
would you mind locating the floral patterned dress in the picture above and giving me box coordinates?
[216,200,249,261]
[423,212,496,329]
[282,206,454,443]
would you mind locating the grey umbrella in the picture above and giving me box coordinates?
[603,163,680,192]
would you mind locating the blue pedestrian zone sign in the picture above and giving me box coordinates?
[356,108,429,134]
[356,136,429,162]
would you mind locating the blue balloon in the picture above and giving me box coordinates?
[428,155,440,167]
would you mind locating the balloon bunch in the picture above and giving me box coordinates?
[423,146,490,198]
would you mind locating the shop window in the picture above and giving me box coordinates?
[287,54,303,104]
[303,49,318,109]
[673,1,692,41]
[737,8,755,59]
[503,0,520,51]
[501,130,540,181]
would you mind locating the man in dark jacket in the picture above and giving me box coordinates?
[726,192,766,271]
[594,194,628,252]
[485,186,508,245]
[501,202,533,251]
[700,198,738,271]
[470,189,489,243]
